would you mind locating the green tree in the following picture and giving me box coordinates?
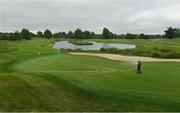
[74,28,83,39]
[44,29,52,39]
[67,31,74,38]
[175,28,180,38]
[102,27,110,39]
[0,33,8,40]
[113,33,118,38]
[165,27,177,39]
[21,29,31,40]
[126,33,137,39]
[139,33,145,39]
[37,31,43,37]
[90,32,96,38]
[53,33,59,38]
[109,32,114,38]
[83,31,91,39]
[139,33,149,39]
[61,32,66,38]
[13,31,21,40]
[30,32,36,38]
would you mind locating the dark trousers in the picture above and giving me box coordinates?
[137,68,142,74]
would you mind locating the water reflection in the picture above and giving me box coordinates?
[53,41,136,50]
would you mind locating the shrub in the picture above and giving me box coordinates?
[151,52,162,57]
[50,40,55,44]
[68,40,93,45]
[159,48,171,53]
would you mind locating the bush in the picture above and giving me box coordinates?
[50,40,55,44]
[153,47,159,50]
[151,52,162,57]
[159,48,171,53]
[68,40,93,45]
[60,48,68,53]
[163,52,180,58]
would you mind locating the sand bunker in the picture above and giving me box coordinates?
[70,52,180,62]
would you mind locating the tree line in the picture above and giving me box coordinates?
[164,27,180,40]
[0,27,180,40]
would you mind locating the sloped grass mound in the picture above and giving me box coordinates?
[13,54,180,112]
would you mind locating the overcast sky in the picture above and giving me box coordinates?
[0,0,180,34]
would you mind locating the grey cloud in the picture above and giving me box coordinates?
[0,0,180,34]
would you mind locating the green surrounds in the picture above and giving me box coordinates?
[87,38,180,58]
[0,39,180,111]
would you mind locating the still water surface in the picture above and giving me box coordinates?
[53,41,136,50]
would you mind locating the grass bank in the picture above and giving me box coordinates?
[62,38,180,58]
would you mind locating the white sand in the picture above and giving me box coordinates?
[70,52,180,62]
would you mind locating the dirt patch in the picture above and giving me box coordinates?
[70,52,180,62]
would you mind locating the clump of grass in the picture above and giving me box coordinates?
[49,40,55,44]
[59,48,68,53]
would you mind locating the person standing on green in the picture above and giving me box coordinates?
[137,60,142,74]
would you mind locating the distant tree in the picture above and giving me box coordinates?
[139,33,145,39]
[57,32,62,38]
[83,30,91,39]
[67,31,74,38]
[126,33,137,39]
[61,32,66,38]
[74,28,83,39]
[21,29,31,40]
[90,32,96,38]
[139,33,149,39]
[175,28,180,38]
[118,34,126,39]
[13,31,21,40]
[44,29,52,39]
[7,33,13,40]
[155,35,163,39]
[30,32,36,38]
[109,32,114,38]
[164,27,177,39]
[54,32,66,38]
[0,32,3,40]
[0,32,9,40]
[113,33,118,38]
[37,31,43,37]
[102,28,110,39]
[53,33,59,38]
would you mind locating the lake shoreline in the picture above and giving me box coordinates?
[53,41,136,50]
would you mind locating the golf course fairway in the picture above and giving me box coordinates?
[0,39,180,112]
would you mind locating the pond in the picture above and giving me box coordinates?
[53,41,136,50]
